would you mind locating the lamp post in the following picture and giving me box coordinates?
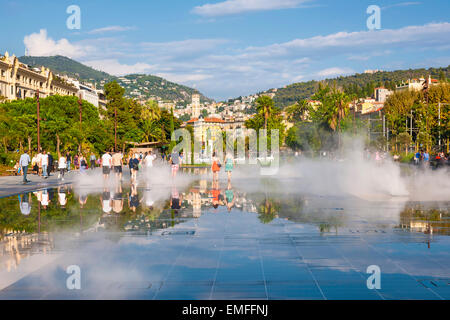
[114,106,117,152]
[78,94,82,153]
[35,89,40,152]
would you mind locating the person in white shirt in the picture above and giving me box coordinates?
[36,152,43,176]
[58,186,67,208]
[144,151,156,172]
[101,151,113,180]
[41,150,49,179]
[58,153,67,180]
[41,189,50,209]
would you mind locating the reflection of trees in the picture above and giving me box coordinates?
[257,198,280,224]
[398,203,450,235]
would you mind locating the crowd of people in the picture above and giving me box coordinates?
[17,149,100,183]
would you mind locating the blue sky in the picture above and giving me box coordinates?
[1,0,449,100]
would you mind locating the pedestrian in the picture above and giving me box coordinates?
[424,150,430,168]
[101,151,113,180]
[211,151,221,182]
[112,151,124,180]
[31,153,38,175]
[80,155,87,174]
[41,150,49,179]
[225,152,234,182]
[19,150,31,184]
[131,154,140,181]
[170,150,180,178]
[36,150,43,176]
[47,152,54,177]
[144,150,156,170]
[58,152,67,181]
[66,151,72,172]
[90,153,97,170]
[74,154,79,171]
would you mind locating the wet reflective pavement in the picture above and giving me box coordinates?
[0,175,449,300]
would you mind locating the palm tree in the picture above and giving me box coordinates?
[142,100,161,122]
[255,96,275,130]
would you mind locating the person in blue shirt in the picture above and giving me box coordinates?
[19,151,31,183]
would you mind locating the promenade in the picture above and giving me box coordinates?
[0,170,79,198]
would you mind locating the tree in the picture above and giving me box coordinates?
[142,99,161,121]
[397,132,411,154]
[255,96,275,130]
[286,99,310,122]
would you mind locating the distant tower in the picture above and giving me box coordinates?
[192,94,201,118]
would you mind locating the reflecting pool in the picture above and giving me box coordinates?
[0,173,449,300]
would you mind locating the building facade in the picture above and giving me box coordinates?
[0,52,78,100]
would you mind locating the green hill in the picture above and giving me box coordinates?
[265,66,450,108]
[18,55,212,104]
[19,55,114,83]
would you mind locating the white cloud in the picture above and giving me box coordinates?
[317,67,354,78]
[83,59,155,76]
[23,29,90,58]
[22,22,450,100]
[192,0,311,17]
[87,26,136,35]
[382,2,421,10]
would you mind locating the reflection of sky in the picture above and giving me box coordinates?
[0,176,449,299]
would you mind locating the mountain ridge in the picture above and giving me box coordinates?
[18,55,213,104]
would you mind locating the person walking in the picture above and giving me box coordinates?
[225,153,234,182]
[74,154,79,171]
[66,152,72,173]
[130,154,140,182]
[80,155,87,174]
[170,151,180,178]
[101,151,113,180]
[211,151,221,183]
[19,150,31,184]
[90,153,97,170]
[47,152,54,177]
[58,152,67,181]
[41,150,49,179]
[112,151,124,181]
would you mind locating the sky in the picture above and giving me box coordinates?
[1,0,449,101]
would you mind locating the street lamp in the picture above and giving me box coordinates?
[78,93,83,153]
[35,89,40,152]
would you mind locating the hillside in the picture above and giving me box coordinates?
[116,74,212,104]
[265,66,450,108]
[19,55,114,83]
[18,55,212,104]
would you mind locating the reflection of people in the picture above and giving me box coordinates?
[144,183,154,209]
[58,186,67,208]
[18,193,31,215]
[210,179,223,210]
[101,188,112,214]
[225,180,235,212]
[112,183,124,214]
[79,192,88,208]
[170,185,182,213]
[41,189,50,209]
[128,182,140,212]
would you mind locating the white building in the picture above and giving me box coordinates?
[374,87,393,103]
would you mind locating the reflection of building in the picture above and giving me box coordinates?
[0,52,78,100]
[399,206,449,236]
[0,231,53,272]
